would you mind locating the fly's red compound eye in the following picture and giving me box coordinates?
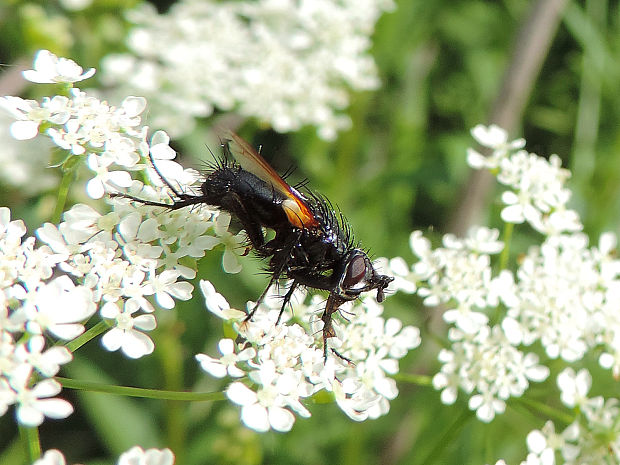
[343,254,367,289]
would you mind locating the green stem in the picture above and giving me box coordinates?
[52,165,76,224]
[498,221,514,270]
[513,396,574,425]
[65,321,110,353]
[18,425,41,463]
[156,314,187,462]
[393,372,433,386]
[55,377,227,402]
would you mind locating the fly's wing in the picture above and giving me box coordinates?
[222,130,318,229]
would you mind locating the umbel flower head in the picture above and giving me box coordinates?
[197,280,420,432]
[99,0,394,140]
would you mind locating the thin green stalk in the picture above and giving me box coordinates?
[55,377,226,402]
[18,425,41,463]
[498,221,514,270]
[156,314,187,462]
[65,321,110,353]
[52,164,77,224]
[514,396,574,425]
[393,372,433,386]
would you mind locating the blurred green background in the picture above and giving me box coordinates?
[2,0,620,464]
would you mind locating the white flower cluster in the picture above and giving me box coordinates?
[505,233,620,369]
[519,368,620,465]
[433,325,549,422]
[0,52,251,429]
[34,446,174,465]
[0,51,149,200]
[468,124,582,235]
[392,126,620,423]
[0,207,82,426]
[404,227,549,422]
[196,280,420,432]
[99,0,394,140]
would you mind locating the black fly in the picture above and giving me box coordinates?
[118,131,393,360]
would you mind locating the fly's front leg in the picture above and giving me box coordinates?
[321,294,348,362]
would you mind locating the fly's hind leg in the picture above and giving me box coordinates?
[276,280,299,324]
[244,270,284,322]
[243,231,302,322]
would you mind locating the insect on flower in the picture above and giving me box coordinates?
[116,131,393,360]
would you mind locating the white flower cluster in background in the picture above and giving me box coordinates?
[99,0,394,140]
[468,124,582,235]
[34,446,174,465]
[196,280,420,432]
[387,126,620,426]
[0,50,151,200]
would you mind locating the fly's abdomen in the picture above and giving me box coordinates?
[201,166,290,229]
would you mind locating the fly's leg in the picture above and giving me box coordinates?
[244,269,284,321]
[244,230,303,322]
[276,280,299,324]
[109,192,207,210]
[320,293,351,362]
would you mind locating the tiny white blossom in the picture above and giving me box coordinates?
[10,364,73,426]
[471,124,525,151]
[557,368,591,408]
[212,213,245,274]
[100,300,157,358]
[227,380,295,433]
[23,49,96,84]
[199,280,245,321]
[148,270,193,309]
[14,335,72,377]
[24,276,97,340]
[196,338,255,378]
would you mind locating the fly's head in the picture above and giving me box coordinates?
[335,249,393,303]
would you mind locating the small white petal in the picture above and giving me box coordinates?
[227,382,257,406]
[10,120,39,140]
[268,406,295,432]
[241,403,270,432]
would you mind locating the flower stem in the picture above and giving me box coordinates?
[393,372,433,386]
[18,425,41,463]
[498,221,514,270]
[65,320,110,353]
[55,377,226,402]
[52,162,77,224]
[513,396,574,425]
